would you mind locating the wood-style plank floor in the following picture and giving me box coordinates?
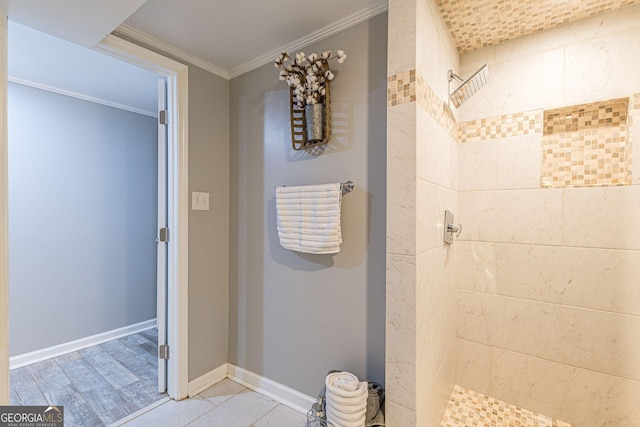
[10,328,165,426]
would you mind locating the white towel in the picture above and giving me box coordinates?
[275,183,343,254]
[325,372,368,427]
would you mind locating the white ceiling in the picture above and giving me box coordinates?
[2,0,388,111]
[123,0,388,77]
[0,0,146,47]
[8,21,160,115]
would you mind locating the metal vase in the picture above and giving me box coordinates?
[305,103,324,142]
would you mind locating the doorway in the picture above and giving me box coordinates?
[0,14,189,415]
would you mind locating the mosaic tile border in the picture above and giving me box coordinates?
[387,69,457,140]
[387,69,416,108]
[440,385,573,427]
[388,70,638,188]
[458,111,543,143]
[416,73,457,140]
[542,98,631,188]
[437,0,640,53]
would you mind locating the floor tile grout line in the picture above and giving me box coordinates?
[249,403,283,426]
[181,398,218,427]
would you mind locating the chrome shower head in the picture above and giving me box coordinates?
[448,64,489,108]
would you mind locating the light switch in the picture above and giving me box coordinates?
[192,191,210,210]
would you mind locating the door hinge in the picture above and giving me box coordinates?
[159,110,168,125]
[159,228,170,243]
[159,344,170,360]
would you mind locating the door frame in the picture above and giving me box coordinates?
[95,34,190,401]
[0,26,191,402]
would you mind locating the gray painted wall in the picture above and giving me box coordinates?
[186,66,230,381]
[8,82,157,356]
[229,14,387,396]
[115,35,231,381]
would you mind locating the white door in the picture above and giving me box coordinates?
[157,78,168,393]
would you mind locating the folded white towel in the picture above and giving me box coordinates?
[325,372,368,427]
[275,183,343,254]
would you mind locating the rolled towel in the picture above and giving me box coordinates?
[326,372,368,399]
[325,372,368,427]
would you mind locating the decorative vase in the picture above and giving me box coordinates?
[305,103,324,142]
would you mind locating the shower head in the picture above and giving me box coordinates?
[448,64,489,108]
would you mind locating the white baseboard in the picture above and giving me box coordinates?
[10,319,157,370]
[227,364,315,414]
[188,363,229,397]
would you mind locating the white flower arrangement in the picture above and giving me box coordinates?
[275,49,347,108]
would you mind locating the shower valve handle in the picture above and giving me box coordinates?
[446,223,462,237]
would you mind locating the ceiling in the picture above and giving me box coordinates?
[438,0,640,53]
[8,21,160,116]
[122,0,388,78]
[2,0,638,110]
[0,0,146,47]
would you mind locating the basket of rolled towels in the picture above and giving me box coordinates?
[307,371,385,427]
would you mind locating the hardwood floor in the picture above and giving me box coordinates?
[10,329,165,426]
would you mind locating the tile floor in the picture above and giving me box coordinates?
[116,378,308,427]
[440,385,572,427]
[10,329,164,426]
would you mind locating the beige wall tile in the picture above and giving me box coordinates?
[417,296,455,401]
[491,347,640,427]
[497,134,542,189]
[490,349,568,422]
[489,5,640,67]
[498,297,563,362]
[387,104,417,255]
[417,108,457,189]
[416,352,456,427]
[386,254,417,411]
[496,244,640,316]
[458,140,497,191]
[458,291,563,361]
[631,110,640,185]
[455,338,492,395]
[561,368,640,427]
[453,241,496,294]
[565,28,640,108]
[416,181,456,254]
[385,400,416,427]
[458,189,563,244]
[416,0,459,101]
[564,186,640,250]
[387,0,417,76]
[456,48,565,122]
[416,247,454,329]
[495,244,566,304]
[456,290,500,345]
[562,306,640,382]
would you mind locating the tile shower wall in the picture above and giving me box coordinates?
[386,0,458,426]
[455,4,640,426]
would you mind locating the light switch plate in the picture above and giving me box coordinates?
[192,191,210,210]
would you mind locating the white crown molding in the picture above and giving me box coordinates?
[113,24,230,80]
[8,76,157,118]
[114,1,388,81]
[228,2,388,79]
